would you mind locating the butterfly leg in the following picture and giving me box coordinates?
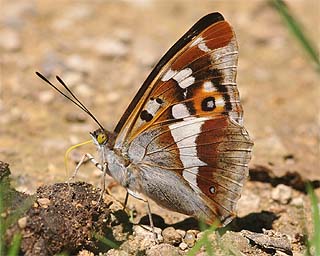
[127,189,157,241]
[67,153,103,183]
[67,153,110,203]
[98,162,108,203]
[146,199,155,237]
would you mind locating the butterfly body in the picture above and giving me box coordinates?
[38,12,253,227]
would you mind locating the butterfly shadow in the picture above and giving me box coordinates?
[139,210,277,233]
[139,214,200,231]
[219,210,278,235]
[249,165,320,193]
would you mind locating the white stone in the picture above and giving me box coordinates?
[94,38,128,58]
[0,29,21,51]
[271,184,292,204]
[179,242,188,250]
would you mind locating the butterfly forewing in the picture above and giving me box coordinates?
[115,15,242,145]
[114,13,253,225]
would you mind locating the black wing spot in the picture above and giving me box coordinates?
[211,68,227,92]
[156,98,164,104]
[210,68,232,111]
[224,94,232,111]
[140,110,153,122]
[201,97,216,111]
[185,101,196,115]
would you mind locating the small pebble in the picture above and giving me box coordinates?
[176,229,186,238]
[1,107,26,124]
[133,38,158,67]
[65,112,87,123]
[65,4,93,21]
[66,55,94,73]
[133,225,163,244]
[18,216,28,229]
[61,71,83,88]
[38,90,55,104]
[94,38,129,58]
[146,244,179,256]
[37,198,51,208]
[51,17,73,31]
[76,203,84,208]
[114,28,132,44]
[42,139,68,152]
[105,91,121,104]
[237,190,261,217]
[3,2,36,29]
[197,231,204,240]
[222,231,251,253]
[187,229,200,236]
[162,227,182,245]
[184,231,196,248]
[179,242,188,250]
[291,197,304,207]
[0,29,21,51]
[275,251,290,256]
[283,154,295,165]
[40,52,62,76]
[77,249,94,256]
[74,83,93,98]
[271,184,292,204]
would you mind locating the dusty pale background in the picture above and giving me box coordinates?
[1,0,319,222]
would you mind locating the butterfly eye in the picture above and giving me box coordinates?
[97,133,108,144]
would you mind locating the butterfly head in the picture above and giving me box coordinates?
[90,128,113,149]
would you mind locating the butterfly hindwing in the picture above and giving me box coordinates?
[114,12,253,225]
[127,116,252,224]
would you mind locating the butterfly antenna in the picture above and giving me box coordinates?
[35,72,105,131]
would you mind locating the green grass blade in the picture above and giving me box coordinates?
[7,233,21,256]
[94,233,119,249]
[56,253,69,256]
[306,183,320,256]
[271,0,320,72]
[187,222,217,256]
[0,184,4,256]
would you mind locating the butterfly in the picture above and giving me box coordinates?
[36,12,253,227]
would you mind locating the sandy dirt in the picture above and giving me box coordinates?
[1,1,319,255]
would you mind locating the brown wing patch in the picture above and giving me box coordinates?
[195,118,252,223]
[202,21,233,49]
[170,21,233,70]
[171,45,207,71]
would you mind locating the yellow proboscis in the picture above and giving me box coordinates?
[64,140,92,176]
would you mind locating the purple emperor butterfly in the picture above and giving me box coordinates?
[37,12,253,226]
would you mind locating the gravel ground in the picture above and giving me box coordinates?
[1,1,319,255]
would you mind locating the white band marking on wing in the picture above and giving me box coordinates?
[169,117,208,191]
